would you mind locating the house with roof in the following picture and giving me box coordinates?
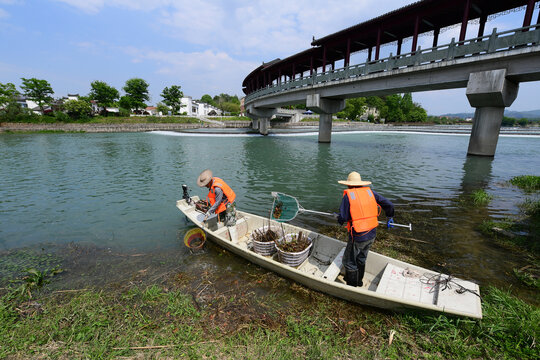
[180,96,222,116]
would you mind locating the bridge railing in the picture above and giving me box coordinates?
[245,25,540,104]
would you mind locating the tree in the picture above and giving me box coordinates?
[213,93,240,110]
[20,77,54,113]
[122,78,150,111]
[89,81,119,108]
[220,102,241,115]
[200,94,215,106]
[161,85,183,114]
[156,102,170,115]
[0,82,22,120]
[384,94,405,122]
[0,82,18,106]
[339,97,367,121]
[118,96,133,111]
[63,99,92,120]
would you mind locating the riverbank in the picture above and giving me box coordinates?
[2,120,539,135]
[1,230,538,359]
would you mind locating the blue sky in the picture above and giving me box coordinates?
[1,0,539,115]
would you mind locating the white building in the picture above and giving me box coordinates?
[180,96,222,116]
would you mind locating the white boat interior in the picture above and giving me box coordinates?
[177,196,482,319]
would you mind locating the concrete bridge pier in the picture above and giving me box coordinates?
[246,106,276,136]
[259,118,270,135]
[466,69,519,157]
[306,94,345,143]
[251,118,259,130]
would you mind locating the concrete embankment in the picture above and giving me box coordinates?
[0,121,251,133]
[1,121,538,135]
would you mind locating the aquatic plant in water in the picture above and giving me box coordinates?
[510,175,540,192]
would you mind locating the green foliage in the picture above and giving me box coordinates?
[53,111,71,122]
[89,80,119,108]
[510,175,540,191]
[118,96,133,111]
[337,97,366,120]
[402,287,539,359]
[470,189,493,205]
[20,77,54,112]
[63,99,92,120]
[335,93,426,122]
[160,85,183,114]
[0,82,24,121]
[220,101,241,115]
[0,82,18,106]
[122,78,149,110]
[156,102,169,115]
[200,94,215,106]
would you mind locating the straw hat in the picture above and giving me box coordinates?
[338,171,372,186]
[197,169,213,187]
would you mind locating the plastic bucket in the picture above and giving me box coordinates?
[251,225,283,256]
[275,233,313,267]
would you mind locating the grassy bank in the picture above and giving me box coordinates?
[1,272,538,359]
[1,223,538,359]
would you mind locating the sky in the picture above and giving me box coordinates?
[1,0,539,115]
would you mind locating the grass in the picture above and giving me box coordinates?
[510,175,540,192]
[1,129,87,134]
[1,277,538,359]
[470,189,493,205]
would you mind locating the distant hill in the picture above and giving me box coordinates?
[439,109,540,119]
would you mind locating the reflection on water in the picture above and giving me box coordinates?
[0,131,539,300]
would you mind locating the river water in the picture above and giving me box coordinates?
[1,130,538,300]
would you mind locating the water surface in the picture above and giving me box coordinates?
[1,131,538,300]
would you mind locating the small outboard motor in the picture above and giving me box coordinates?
[182,184,193,204]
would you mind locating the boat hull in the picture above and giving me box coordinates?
[177,197,482,319]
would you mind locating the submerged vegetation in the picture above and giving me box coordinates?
[470,189,493,205]
[510,175,540,192]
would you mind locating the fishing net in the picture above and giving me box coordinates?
[270,192,302,222]
[183,228,206,249]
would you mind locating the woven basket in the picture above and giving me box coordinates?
[275,233,313,267]
[251,225,283,256]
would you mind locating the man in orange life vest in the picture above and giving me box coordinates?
[337,171,394,287]
[197,169,237,226]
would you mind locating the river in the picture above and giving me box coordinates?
[0,130,538,301]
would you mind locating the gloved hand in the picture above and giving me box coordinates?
[387,217,395,229]
[332,212,339,219]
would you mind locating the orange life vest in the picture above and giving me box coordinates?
[207,177,236,214]
[344,187,380,234]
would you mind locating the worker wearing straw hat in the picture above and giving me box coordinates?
[197,169,237,226]
[337,171,395,287]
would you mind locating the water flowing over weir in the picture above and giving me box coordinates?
[0,130,538,302]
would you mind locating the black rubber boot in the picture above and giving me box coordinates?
[345,270,359,287]
[358,264,366,287]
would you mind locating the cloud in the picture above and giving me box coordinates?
[53,0,404,57]
[123,47,258,96]
[54,0,173,14]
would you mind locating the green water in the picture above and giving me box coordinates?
[1,130,538,298]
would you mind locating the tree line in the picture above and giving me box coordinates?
[336,93,427,123]
[0,77,242,121]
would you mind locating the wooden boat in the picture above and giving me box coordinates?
[177,196,482,319]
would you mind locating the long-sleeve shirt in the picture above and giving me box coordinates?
[337,188,394,242]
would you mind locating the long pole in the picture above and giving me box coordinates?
[300,209,412,230]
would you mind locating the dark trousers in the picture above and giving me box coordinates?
[343,236,375,272]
